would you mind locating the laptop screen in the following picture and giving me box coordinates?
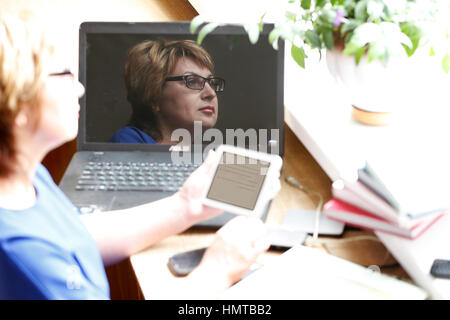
[78,22,284,155]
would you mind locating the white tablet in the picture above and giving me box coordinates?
[202,145,283,216]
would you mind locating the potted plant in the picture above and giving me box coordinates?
[191,0,450,125]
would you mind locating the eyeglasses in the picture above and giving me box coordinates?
[165,74,225,92]
[49,70,74,78]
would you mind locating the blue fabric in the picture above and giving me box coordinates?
[109,126,157,144]
[0,165,110,300]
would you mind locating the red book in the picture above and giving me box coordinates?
[323,198,446,240]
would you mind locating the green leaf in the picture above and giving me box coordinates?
[259,13,266,32]
[316,0,328,8]
[344,30,354,44]
[366,0,385,21]
[285,10,297,21]
[305,29,322,48]
[244,23,260,44]
[269,22,295,45]
[318,9,336,28]
[269,27,281,50]
[429,46,435,56]
[301,0,311,10]
[197,23,221,45]
[442,54,450,73]
[354,46,366,65]
[400,22,423,57]
[379,22,412,51]
[322,28,334,50]
[190,15,205,34]
[401,41,418,57]
[354,0,368,22]
[343,42,362,55]
[401,22,422,40]
[341,20,361,36]
[351,22,381,47]
[291,45,307,68]
[344,0,357,16]
[367,41,386,63]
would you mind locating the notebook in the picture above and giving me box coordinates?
[58,22,285,228]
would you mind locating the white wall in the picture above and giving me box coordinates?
[2,0,187,71]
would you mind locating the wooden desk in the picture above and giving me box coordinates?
[129,125,411,299]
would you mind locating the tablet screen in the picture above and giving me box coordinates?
[206,152,270,210]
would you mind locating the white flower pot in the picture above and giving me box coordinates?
[325,49,410,125]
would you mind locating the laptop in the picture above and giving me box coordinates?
[59,22,285,228]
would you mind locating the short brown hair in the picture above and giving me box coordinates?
[124,39,214,141]
[0,12,54,177]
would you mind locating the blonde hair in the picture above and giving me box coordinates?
[0,12,54,177]
[124,39,214,141]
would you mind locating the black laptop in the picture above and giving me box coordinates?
[58,21,284,228]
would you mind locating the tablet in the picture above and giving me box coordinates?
[203,145,282,216]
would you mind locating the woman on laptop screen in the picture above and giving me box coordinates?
[0,13,267,299]
[110,39,224,144]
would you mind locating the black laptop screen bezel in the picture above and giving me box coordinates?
[78,22,284,155]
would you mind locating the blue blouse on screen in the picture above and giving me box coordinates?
[0,164,110,300]
[109,126,157,144]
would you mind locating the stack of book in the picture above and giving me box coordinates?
[323,162,448,240]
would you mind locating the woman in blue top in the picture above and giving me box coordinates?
[0,13,268,300]
[110,39,224,144]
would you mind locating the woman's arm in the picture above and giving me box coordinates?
[80,150,271,296]
[80,151,222,266]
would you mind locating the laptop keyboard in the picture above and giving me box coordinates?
[75,161,199,192]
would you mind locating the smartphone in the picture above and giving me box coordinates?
[167,247,207,277]
[430,259,450,279]
[202,145,282,217]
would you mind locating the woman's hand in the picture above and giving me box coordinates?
[189,216,270,291]
[175,150,223,225]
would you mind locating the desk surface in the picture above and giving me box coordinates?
[130,125,411,299]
